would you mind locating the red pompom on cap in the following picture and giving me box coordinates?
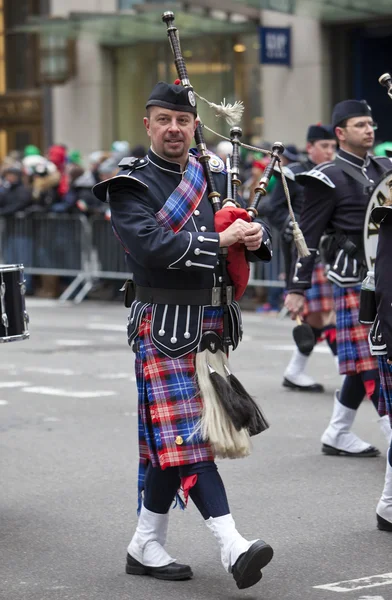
[174,79,181,85]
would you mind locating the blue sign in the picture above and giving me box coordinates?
[260,27,291,66]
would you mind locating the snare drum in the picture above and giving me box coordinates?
[0,264,29,343]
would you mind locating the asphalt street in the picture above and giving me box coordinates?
[1,299,392,600]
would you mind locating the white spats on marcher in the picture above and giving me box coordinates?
[283,348,318,387]
[205,514,257,572]
[377,458,392,529]
[378,415,392,443]
[321,391,375,454]
[127,505,176,568]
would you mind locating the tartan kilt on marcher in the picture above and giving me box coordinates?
[303,262,334,317]
[377,355,392,426]
[134,305,224,509]
[334,284,377,375]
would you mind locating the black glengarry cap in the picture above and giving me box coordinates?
[332,99,372,129]
[146,81,197,115]
[306,124,335,142]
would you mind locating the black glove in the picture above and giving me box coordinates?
[281,215,294,244]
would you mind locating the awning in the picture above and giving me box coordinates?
[243,0,392,22]
[10,3,260,46]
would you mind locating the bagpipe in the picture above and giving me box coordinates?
[162,11,309,458]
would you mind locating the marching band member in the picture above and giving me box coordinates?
[285,99,391,456]
[93,82,274,589]
[269,124,337,392]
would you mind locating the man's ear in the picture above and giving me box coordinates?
[194,116,200,132]
[144,116,151,137]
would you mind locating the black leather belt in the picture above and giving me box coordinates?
[135,285,233,306]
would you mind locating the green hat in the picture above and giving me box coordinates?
[24,144,41,157]
[374,142,392,157]
[68,150,82,165]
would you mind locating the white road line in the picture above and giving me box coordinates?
[0,400,9,405]
[0,381,30,388]
[87,323,125,332]
[56,340,92,346]
[314,573,392,592]
[22,387,117,398]
[24,367,77,376]
[264,344,331,354]
[97,372,135,380]
[358,596,385,599]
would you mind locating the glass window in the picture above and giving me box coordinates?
[113,32,261,149]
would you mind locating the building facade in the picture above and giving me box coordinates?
[4,0,392,160]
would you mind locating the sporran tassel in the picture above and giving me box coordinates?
[194,347,251,459]
[224,366,269,436]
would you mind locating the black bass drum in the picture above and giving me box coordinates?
[0,264,29,342]
[364,169,392,271]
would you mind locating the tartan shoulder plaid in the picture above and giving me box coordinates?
[155,155,207,233]
[135,306,222,512]
[334,284,377,375]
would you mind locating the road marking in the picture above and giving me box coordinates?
[314,573,392,592]
[264,344,331,354]
[0,381,30,388]
[0,400,9,405]
[22,387,117,398]
[24,367,77,376]
[358,596,385,599]
[56,339,92,346]
[97,372,135,380]
[87,323,125,332]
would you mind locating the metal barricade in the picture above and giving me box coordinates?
[0,214,286,303]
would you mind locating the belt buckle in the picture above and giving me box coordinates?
[211,287,221,306]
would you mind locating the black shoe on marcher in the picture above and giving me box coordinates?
[126,553,193,581]
[322,443,380,457]
[377,513,392,531]
[283,377,325,393]
[232,541,273,590]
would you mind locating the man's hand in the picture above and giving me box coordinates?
[284,292,305,320]
[219,219,253,247]
[244,222,263,251]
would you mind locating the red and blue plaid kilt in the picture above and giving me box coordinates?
[135,305,223,509]
[377,356,392,426]
[334,284,377,375]
[303,263,334,317]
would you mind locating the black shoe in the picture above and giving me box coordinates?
[377,513,392,531]
[126,553,193,581]
[322,443,380,457]
[232,540,273,590]
[283,378,324,393]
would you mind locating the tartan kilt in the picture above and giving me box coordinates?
[334,284,377,375]
[303,262,334,317]
[135,305,223,507]
[377,355,392,426]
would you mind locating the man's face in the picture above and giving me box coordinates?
[307,139,337,165]
[144,107,197,163]
[336,116,376,152]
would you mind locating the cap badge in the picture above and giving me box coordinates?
[188,90,196,107]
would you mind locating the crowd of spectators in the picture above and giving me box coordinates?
[0,138,292,302]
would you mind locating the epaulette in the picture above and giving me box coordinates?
[295,167,335,188]
[272,164,296,181]
[117,156,149,170]
[92,158,149,203]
